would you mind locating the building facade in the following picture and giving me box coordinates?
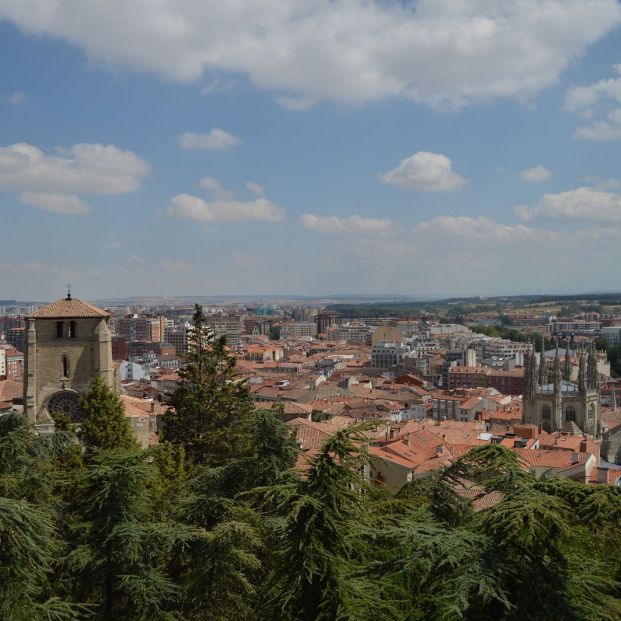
[522,347,601,437]
[23,295,114,425]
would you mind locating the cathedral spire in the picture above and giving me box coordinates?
[553,342,562,394]
[563,345,572,382]
[578,346,586,392]
[587,344,598,390]
[538,344,546,387]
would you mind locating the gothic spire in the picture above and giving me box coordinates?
[553,343,562,394]
[578,346,586,392]
[587,344,598,390]
[563,345,572,382]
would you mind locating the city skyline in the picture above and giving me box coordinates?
[2,1,621,299]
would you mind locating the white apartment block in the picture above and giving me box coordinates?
[372,341,406,368]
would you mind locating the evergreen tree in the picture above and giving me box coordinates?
[259,424,393,621]
[160,304,254,467]
[79,378,137,453]
[62,449,180,620]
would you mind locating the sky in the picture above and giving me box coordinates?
[2,0,621,301]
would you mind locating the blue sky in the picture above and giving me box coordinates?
[1,1,621,301]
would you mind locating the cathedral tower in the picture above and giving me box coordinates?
[523,345,600,438]
[23,293,113,425]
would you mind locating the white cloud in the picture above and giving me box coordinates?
[167,193,285,223]
[276,95,314,111]
[198,177,233,199]
[520,165,551,182]
[300,213,398,236]
[17,192,91,215]
[200,78,235,96]
[179,129,240,151]
[415,216,540,241]
[380,152,466,192]
[565,65,621,140]
[2,91,27,105]
[516,185,621,222]
[246,181,264,195]
[159,258,191,272]
[574,108,621,141]
[1,1,618,108]
[0,142,148,194]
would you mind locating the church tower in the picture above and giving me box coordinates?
[23,292,113,425]
[523,344,601,438]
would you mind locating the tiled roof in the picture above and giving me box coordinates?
[29,297,110,319]
[0,379,23,401]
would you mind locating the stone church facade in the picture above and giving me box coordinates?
[523,346,601,438]
[23,294,114,425]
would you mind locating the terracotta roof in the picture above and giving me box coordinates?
[29,297,110,319]
[0,379,23,401]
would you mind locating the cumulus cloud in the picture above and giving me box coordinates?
[565,65,621,140]
[167,193,285,223]
[179,129,240,151]
[17,192,91,215]
[380,152,466,192]
[1,1,618,108]
[300,213,398,236]
[0,142,148,194]
[199,177,234,199]
[246,181,264,195]
[416,216,540,241]
[516,186,621,221]
[520,165,551,182]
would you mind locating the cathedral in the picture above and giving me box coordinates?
[523,345,601,438]
[23,292,114,426]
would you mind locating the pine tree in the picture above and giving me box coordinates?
[259,424,393,621]
[79,377,137,453]
[62,449,180,620]
[160,304,254,467]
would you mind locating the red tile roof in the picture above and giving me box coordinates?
[29,297,110,319]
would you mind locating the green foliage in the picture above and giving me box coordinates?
[62,449,180,620]
[79,377,138,453]
[2,364,621,620]
[160,304,254,467]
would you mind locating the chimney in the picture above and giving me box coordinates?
[579,439,588,453]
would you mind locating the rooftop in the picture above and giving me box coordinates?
[29,297,110,319]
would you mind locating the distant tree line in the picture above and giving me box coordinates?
[1,304,620,620]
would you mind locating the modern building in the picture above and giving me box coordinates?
[372,341,406,368]
[280,322,316,339]
[115,315,166,342]
[601,326,621,346]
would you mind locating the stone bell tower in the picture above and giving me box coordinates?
[23,291,113,425]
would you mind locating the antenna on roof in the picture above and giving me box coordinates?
[66,283,72,301]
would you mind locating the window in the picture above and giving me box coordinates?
[565,406,576,422]
[541,405,551,420]
[588,403,595,419]
[68,321,77,338]
[56,321,64,338]
[61,355,70,378]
